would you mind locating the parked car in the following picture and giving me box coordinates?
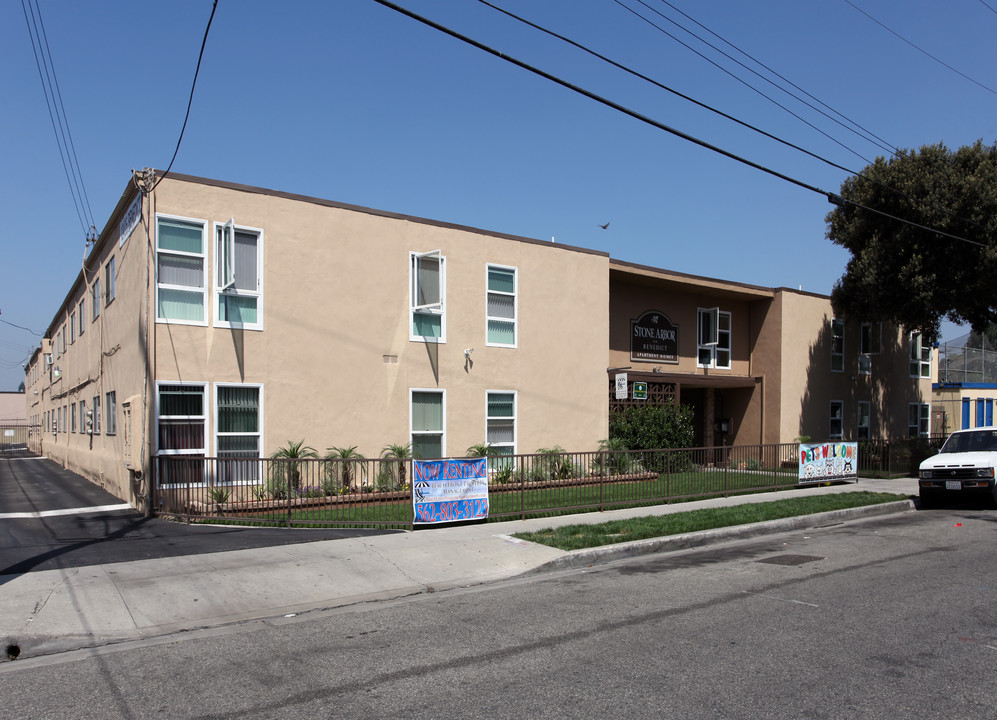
[918,427,997,507]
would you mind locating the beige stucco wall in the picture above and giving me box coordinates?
[777,290,933,442]
[151,177,610,461]
[26,187,150,502]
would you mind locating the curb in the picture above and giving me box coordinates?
[526,499,916,575]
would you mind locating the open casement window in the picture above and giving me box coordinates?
[215,219,262,329]
[909,332,931,378]
[411,251,445,342]
[697,307,730,369]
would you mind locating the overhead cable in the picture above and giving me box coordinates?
[370,0,984,248]
[617,0,887,163]
[653,0,899,156]
[149,0,219,193]
[479,0,983,234]
[843,0,997,96]
[21,0,96,237]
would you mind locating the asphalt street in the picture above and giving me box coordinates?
[1,506,994,719]
[0,454,398,575]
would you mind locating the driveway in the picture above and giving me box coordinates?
[0,453,398,575]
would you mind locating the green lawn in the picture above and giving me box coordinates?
[512,491,908,550]
[189,467,805,528]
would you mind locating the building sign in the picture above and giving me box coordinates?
[633,381,648,400]
[413,457,488,524]
[630,310,679,364]
[615,373,628,400]
[798,442,858,483]
[119,193,142,247]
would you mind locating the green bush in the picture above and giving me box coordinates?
[609,403,695,452]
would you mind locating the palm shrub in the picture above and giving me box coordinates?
[592,437,632,476]
[529,446,578,482]
[268,440,318,499]
[379,442,411,491]
[325,445,368,493]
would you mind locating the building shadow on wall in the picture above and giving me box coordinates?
[799,322,920,440]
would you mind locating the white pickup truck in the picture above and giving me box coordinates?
[918,427,997,506]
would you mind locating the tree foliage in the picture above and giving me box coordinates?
[826,141,997,341]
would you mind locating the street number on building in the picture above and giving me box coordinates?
[615,373,628,400]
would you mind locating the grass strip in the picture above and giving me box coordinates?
[512,491,908,551]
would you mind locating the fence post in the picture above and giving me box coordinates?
[599,451,606,512]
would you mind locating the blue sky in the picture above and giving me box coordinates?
[2,0,995,391]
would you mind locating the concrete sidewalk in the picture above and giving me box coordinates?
[0,477,918,663]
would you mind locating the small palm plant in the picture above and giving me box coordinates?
[269,440,318,498]
[381,442,412,490]
[326,445,367,493]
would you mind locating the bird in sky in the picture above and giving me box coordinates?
[598,222,610,229]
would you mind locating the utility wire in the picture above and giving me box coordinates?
[21,0,95,236]
[371,0,982,247]
[619,0,887,163]
[843,0,997,96]
[979,0,997,17]
[478,0,862,177]
[479,0,985,235]
[0,315,42,336]
[150,0,219,193]
[653,0,899,157]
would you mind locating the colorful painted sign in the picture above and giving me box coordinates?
[798,442,858,483]
[412,457,489,524]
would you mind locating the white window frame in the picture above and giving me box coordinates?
[410,250,446,343]
[697,307,730,369]
[71,402,77,433]
[91,278,101,321]
[829,400,844,440]
[213,383,264,486]
[857,401,871,440]
[485,264,518,348]
[78,299,85,336]
[830,319,844,373]
[910,332,931,378]
[105,256,116,306]
[106,391,117,435]
[859,322,880,375]
[92,394,101,434]
[213,220,264,331]
[156,382,209,487]
[909,402,930,438]
[156,214,208,326]
[70,311,76,344]
[80,399,90,435]
[485,390,517,467]
[410,388,446,459]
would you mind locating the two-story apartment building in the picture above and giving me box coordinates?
[25,171,933,506]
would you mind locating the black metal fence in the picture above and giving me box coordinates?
[153,439,919,530]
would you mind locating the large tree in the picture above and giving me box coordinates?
[826,140,997,342]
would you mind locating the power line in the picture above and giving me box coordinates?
[370,0,984,248]
[979,0,997,17]
[843,0,997,96]
[476,0,986,238]
[150,0,219,193]
[651,0,899,157]
[617,0,887,164]
[21,0,96,237]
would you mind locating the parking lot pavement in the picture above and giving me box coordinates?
[0,454,399,575]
